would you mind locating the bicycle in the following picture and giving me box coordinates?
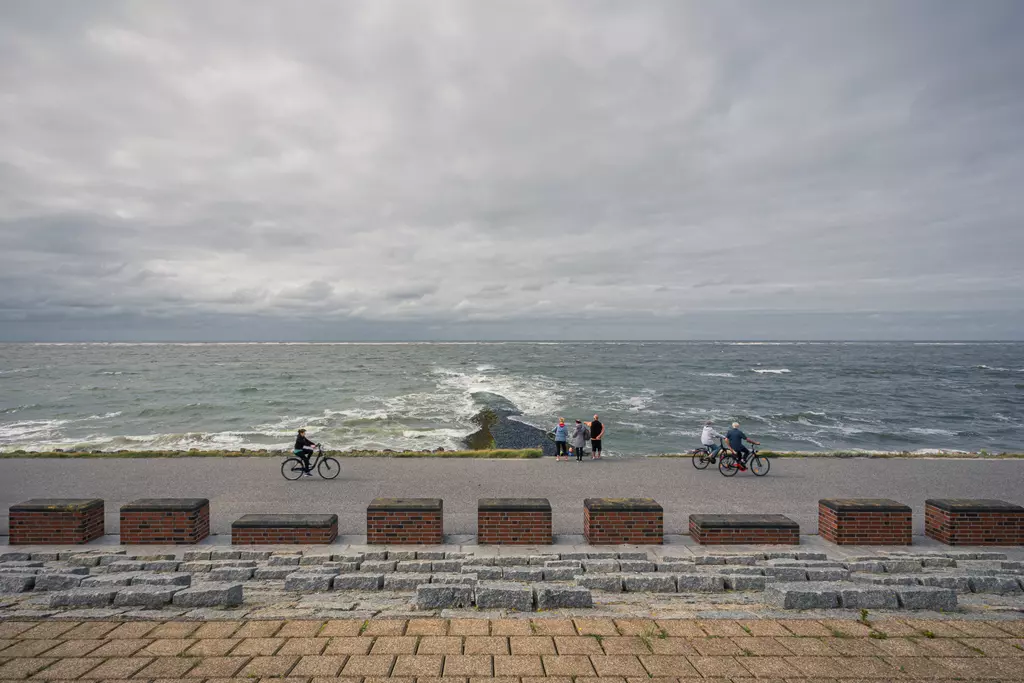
[718,443,770,477]
[691,438,726,470]
[281,444,340,481]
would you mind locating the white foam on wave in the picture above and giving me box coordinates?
[0,367,43,375]
[612,388,656,413]
[699,372,735,378]
[0,411,122,444]
[975,365,1024,372]
[752,368,791,374]
[908,427,959,437]
[239,365,564,452]
[433,367,563,417]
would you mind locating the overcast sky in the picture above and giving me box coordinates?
[1,1,1022,341]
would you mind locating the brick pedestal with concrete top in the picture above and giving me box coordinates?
[478,498,552,544]
[367,498,443,544]
[689,513,800,545]
[925,498,1024,546]
[231,513,338,544]
[584,497,663,544]
[8,498,104,545]
[120,498,210,545]
[819,498,912,545]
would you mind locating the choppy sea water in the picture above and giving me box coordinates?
[0,342,1021,455]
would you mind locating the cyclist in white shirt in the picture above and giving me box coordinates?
[700,421,726,460]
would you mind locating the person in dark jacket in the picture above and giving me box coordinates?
[588,415,604,459]
[571,419,589,461]
[294,428,317,477]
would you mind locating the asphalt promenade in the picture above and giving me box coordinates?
[1,616,1023,681]
[1,456,1022,537]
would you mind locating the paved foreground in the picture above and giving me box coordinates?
[1,616,1023,681]
[2,543,1023,622]
[2,456,1023,535]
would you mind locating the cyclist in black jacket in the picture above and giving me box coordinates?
[294,429,317,477]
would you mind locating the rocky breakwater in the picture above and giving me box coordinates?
[463,393,555,455]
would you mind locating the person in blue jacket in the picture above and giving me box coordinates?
[552,417,569,460]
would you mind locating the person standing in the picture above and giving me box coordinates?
[552,418,569,461]
[571,419,588,461]
[588,414,605,459]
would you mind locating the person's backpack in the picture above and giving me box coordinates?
[584,425,591,440]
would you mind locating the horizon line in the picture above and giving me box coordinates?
[2,339,1021,345]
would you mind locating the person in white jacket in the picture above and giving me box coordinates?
[700,421,726,460]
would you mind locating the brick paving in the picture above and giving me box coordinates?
[0,617,1022,680]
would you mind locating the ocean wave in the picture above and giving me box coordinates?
[613,389,656,413]
[751,368,791,374]
[432,367,562,417]
[476,364,495,372]
[136,404,211,418]
[908,427,959,437]
[699,372,736,378]
[0,367,43,375]
[975,365,1023,372]
[0,404,43,415]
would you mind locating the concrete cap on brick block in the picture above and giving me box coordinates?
[10,498,103,512]
[926,499,1024,513]
[819,498,911,512]
[690,514,799,529]
[584,497,662,512]
[478,498,550,512]
[368,498,443,511]
[232,514,338,528]
[121,498,209,512]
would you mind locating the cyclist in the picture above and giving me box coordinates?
[726,421,760,470]
[699,420,726,462]
[293,428,317,477]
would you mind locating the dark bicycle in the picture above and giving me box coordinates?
[281,443,340,481]
[691,438,726,470]
[718,443,770,477]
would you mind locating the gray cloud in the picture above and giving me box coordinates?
[1,0,1023,340]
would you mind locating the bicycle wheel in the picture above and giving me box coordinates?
[318,457,341,479]
[718,455,739,477]
[692,450,710,469]
[750,455,770,476]
[281,457,305,481]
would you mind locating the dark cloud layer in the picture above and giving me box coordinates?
[1,1,1022,340]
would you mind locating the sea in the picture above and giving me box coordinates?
[1,342,1021,456]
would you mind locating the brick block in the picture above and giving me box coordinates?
[120,498,210,545]
[689,513,799,545]
[583,498,663,545]
[367,498,443,544]
[925,499,1024,546]
[9,499,104,545]
[818,498,911,545]
[231,514,338,544]
[478,498,552,545]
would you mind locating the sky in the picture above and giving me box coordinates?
[1,1,1022,341]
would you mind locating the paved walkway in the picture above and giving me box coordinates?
[0,617,1022,681]
[2,456,1023,535]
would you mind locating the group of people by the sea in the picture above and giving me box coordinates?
[549,416,761,466]
[550,415,605,461]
